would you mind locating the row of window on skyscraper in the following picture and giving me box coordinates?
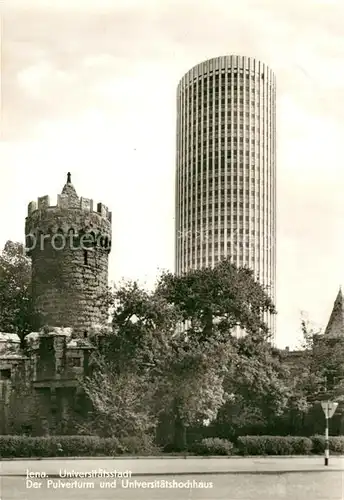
[179,157,270,171]
[189,100,267,109]
[184,246,271,256]
[186,163,265,172]
[184,74,271,90]
[192,171,269,180]
[181,190,269,201]
[190,243,269,251]
[182,204,271,214]
[187,131,265,139]
[186,177,270,186]
[182,124,270,138]
[195,84,261,92]
[185,257,268,269]
[184,140,266,150]
[182,188,270,197]
[189,257,262,265]
[182,214,265,222]
[189,118,267,128]
[189,98,264,107]
[183,126,266,137]
[184,145,269,152]
[180,229,265,237]
[183,111,268,122]
[184,241,266,250]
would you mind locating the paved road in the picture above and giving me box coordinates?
[1,456,344,476]
[1,472,343,499]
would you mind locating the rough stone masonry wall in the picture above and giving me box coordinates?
[0,330,95,435]
[25,204,111,337]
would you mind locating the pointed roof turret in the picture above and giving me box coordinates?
[61,172,79,208]
[324,287,344,337]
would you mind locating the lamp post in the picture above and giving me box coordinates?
[321,401,338,466]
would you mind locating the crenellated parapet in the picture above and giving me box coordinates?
[25,175,112,254]
[27,195,112,222]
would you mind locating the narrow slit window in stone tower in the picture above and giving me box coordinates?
[84,250,88,265]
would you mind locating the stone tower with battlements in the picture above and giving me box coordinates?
[25,173,112,336]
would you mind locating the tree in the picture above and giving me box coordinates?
[84,261,278,449]
[296,314,344,403]
[83,280,181,442]
[156,258,276,342]
[97,280,181,374]
[82,357,157,441]
[312,334,344,402]
[154,259,277,447]
[276,316,344,436]
[155,336,232,449]
[85,279,233,449]
[0,241,38,345]
[157,260,278,447]
[215,337,292,436]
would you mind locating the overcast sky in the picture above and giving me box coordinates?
[1,0,344,348]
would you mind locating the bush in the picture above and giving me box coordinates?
[116,435,160,455]
[329,436,344,454]
[0,435,155,458]
[189,438,234,455]
[311,435,344,454]
[311,435,324,454]
[287,437,313,455]
[237,436,313,456]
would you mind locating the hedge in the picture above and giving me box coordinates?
[189,438,234,455]
[237,436,313,455]
[311,435,344,454]
[0,435,158,458]
[1,435,344,458]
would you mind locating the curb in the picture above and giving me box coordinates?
[2,455,343,461]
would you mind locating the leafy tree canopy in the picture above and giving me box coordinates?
[156,258,276,342]
[0,241,38,342]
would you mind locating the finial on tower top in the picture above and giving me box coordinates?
[61,172,78,205]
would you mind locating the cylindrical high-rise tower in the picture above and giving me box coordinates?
[25,174,112,336]
[175,55,276,338]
